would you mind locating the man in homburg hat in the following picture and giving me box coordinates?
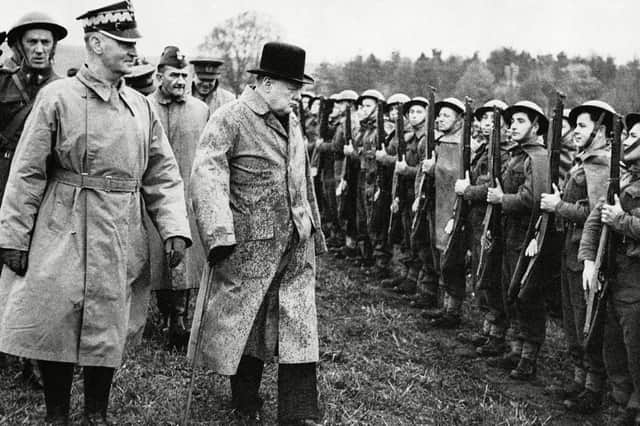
[0,2,191,423]
[190,57,235,112]
[189,41,325,425]
[147,46,209,349]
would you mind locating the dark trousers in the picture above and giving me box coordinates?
[439,248,466,301]
[156,289,188,317]
[561,262,604,377]
[231,355,320,423]
[39,360,115,419]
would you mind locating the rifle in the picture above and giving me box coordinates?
[583,114,622,348]
[298,98,307,139]
[441,97,473,270]
[319,97,331,141]
[516,92,565,301]
[376,99,386,151]
[388,104,406,240]
[336,104,354,198]
[476,106,503,289]
[412,86,437,233]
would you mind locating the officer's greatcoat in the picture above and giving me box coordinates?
[188,86,326,375]
[0,66,191,367]
[147,89,209,291]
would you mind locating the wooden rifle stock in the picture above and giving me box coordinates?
[337,105,353,192]
[476,106,503,289]
[412,86,437,232]
[441,97,473,269]
[583,114,622,346]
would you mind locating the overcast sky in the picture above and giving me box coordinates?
[4,0,639,65]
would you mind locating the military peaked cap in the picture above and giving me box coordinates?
[76,1,142,43]
[158,46,187,69]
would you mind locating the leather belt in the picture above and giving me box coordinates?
[52,169,140,193]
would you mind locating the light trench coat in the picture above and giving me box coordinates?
[0,66,191,367]
[188,86,326,375]
[147,90,209,291]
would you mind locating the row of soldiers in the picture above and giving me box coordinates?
[300,89,640,425]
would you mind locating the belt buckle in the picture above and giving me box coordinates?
[80,172,88,187]
[105,175,113,192]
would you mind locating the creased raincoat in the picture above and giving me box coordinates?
[188,86,326,375]
[0,66,191,367]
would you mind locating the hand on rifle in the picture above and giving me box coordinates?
[601,194,623,225]
[311,167,318,177]
[0,248,28,276]
[375,149,387,161]
[164,237,187,268]
[395,157,408,175]
[454,171,470,195]
[411,197,420,213]
[343,143,355,157]
[390,197,400,214]
[421,157,435,173]
[486,178,504,204]
[540,183,562,212]
[524,237,538,257]
[582,259,600,293]
[336,179,347,196]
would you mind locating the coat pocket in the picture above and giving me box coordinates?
[234,210,275,242]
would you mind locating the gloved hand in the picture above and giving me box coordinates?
[164,237,187,268]
[0,249,28,276]
[208,245,235,267]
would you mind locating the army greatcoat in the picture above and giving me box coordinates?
[188,87,326,376]
[147,89,209,291]
[0,66,191,367]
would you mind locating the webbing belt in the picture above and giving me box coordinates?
[52,169,140,193]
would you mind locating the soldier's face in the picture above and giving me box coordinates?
[331,102,341,117]
[264,77,302,116]
[480,112,494,136]
[194,76,215,95]
[389,105,399,121]
[21,29,54,69]
[436,107,459,132]
[509,112,538,142]
[562,118,572,138]
[360,99,377,119]
[573,112,596,148]
[336,101,348,114]
[408,105,426,126]
[310,99,321,115]
[623,123,640,149]
[301,97,310,110]
[158,65,188,99]
[100,36,137,76]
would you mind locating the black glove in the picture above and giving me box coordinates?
[164,237,187,268]
[207,245,235,267]
[0,248,28,276]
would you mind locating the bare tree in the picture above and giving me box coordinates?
[198,11,283,94]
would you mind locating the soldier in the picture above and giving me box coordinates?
[347,89,386,268]
[454,99,509,346]
[539,101,613,412]
[189,57,235,112]
[124,63,155,95]
[560,108,577,184]
[0,10,67,386]
[486,101,549,380]
[332,89,360,255]
[0,2,192,423]
[188,41,324,425]
[420,97,467,328]
[383,96,429,291]
[147,46,210,350]
[579,111,640,426]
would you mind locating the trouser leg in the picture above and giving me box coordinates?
[83,366,115,417]
[39,360,74,423]
[230,355,265,414]
[278,362,320,424]
[562,265,583,370]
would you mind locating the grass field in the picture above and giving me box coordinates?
[0,253,617,425]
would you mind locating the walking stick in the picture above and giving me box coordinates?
[181,266,214,425]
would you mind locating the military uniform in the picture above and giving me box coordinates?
[189,58,235,113]
[314,111,341,243]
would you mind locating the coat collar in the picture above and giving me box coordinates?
[76,65,135,114]
[151,87,185,105]
[240,86,289,138]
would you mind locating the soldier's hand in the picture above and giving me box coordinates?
[540,183,562,212]
[582,260,599,293]
[208,245,235,267]
[336,179,347,196]
[343,144,355,157]
[311,167,318,177]
[524,237,538,257]
[390,197,399,214]
[454,171,470,195]
[164,237,187,268]
[0,249,28,276]
[412,197,420,213]
[375,149,386,161]
[487,178,504,204]
[421,158,435,173]
[601,194,623,225]
[395,158,408,174]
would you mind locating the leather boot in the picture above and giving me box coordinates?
[409,293,438,309]
[509,357,537,381]
[83,367,115,425]
[476,336,507,357]
[39,361,73,426]
[563,388,602,414]
[168,313,189,351]
[393,278,417,295]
